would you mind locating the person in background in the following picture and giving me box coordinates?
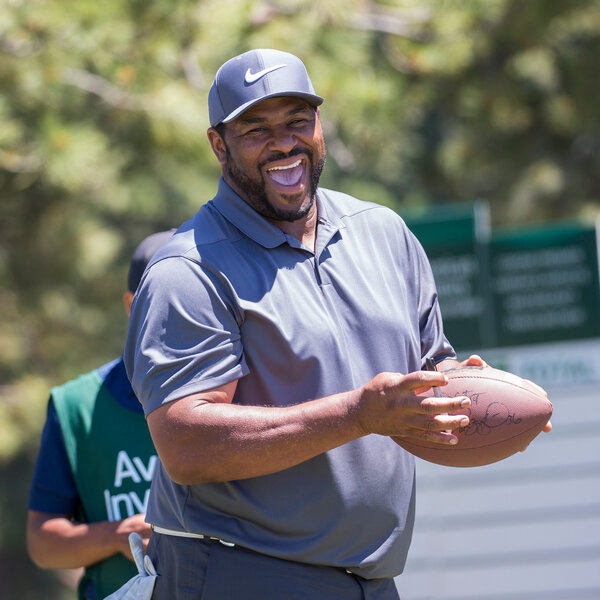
[27,230,174,600]
[125,49,549,600]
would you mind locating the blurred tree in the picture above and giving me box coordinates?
[1,0,599,597]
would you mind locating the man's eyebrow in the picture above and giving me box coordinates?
[287,105,314,117]
[237,115,268,125]
[238,105,314,125]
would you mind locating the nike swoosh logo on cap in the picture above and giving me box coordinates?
[244,64,286,84]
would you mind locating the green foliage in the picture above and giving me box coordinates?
[1,1,599,596]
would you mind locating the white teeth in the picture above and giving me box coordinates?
[268,159,302,171]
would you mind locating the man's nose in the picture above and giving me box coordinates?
[268,127,296,153]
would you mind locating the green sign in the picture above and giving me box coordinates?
[403,203,491,350]
[489,224,600,347]
[404,205,600,351]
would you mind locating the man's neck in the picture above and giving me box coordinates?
[267,206,318,252]
[221,175,319,251]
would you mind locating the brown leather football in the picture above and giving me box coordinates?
[392,366,553,467]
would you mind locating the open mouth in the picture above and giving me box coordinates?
[265,158,305,188]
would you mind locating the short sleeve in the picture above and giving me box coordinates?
[124,255,249,416]
[28,400,80,515]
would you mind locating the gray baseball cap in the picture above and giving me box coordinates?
[208,49,323,127]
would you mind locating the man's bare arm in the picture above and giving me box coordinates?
[26,511,151,569]
[147,371,472,485]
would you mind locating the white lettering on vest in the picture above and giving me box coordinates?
[114,451,141,487]
[104,489,114,521]
[114,451,157,487]
[130,488,151,514]
[111,492,134,520]
[103,489,151,521]
[102,452,157,520]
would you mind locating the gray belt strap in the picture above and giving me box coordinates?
[151,524,236,547]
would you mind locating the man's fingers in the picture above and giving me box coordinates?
[437,413,470,430]
[462,354,488,367]
[424,416,469,433]
[402,370,449,392]
[400,415,469,445]
[405,411,470,435]
[422,430,460,445]
[418,395,471,415]
[362,371,472,438]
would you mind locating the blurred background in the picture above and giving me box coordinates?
[1,1,599,598]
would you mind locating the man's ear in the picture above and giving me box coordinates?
[207,128,228,165]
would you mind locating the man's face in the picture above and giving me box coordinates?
[210,97,326,223]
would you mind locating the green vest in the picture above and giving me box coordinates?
[52,368,156,600]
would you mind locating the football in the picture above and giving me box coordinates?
[392,366,553,467]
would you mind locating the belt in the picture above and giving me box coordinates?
[152,525,354,575]
[151,524,236,547]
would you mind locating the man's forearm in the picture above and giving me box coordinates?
[26,511,150,568]
[27,512,125,569]
[148,369,469,485]
[149,388,366,485]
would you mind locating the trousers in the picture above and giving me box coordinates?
[148,532,400,600]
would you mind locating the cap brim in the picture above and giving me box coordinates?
[220,92,324,125]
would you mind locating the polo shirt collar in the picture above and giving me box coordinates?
[212,178,288,249]
[315,190,345,230]
[211,177,345,250]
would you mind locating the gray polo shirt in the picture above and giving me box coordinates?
[124,178,455,579]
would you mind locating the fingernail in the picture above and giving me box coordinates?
[460,417,469,427]
[460,397,470,408]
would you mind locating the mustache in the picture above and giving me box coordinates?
[258,147,313,171]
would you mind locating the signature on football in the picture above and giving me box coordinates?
[456,390,522,436]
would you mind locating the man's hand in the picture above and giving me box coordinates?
[356,370,471,445]
[439,354,488,370]
[115,513,152,560]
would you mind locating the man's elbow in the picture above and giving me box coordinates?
[161,454,217,485]
[27,531,54,569]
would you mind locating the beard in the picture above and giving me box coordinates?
[224,145,326,223]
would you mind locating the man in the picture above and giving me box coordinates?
[124,49,548,599]
[27,230,174,600]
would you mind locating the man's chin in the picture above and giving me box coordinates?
[267,192,314,222]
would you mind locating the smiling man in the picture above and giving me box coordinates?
[208,97,325,242]
[124,49,488,600]
[208,58,327,245]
